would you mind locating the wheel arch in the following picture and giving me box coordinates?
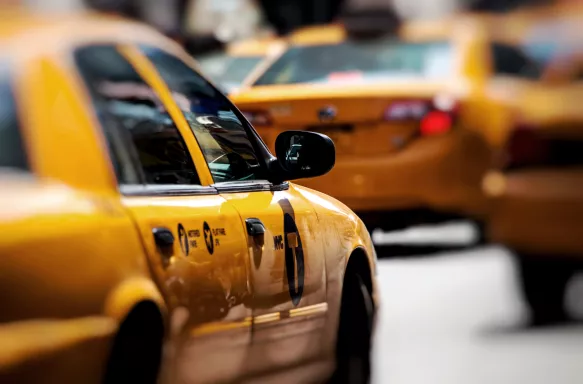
[345,246,374,298]
[103,299,166,384]
[104,276,168,329]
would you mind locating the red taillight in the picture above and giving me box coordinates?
[420,111,453,136]
[384,96,458,137]
[384,100,430,121]
[241,110,272,126]
[504,125,549,169]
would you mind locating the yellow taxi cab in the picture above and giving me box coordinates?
[472,3,583,146]
[197,35,286,95]
[0,7,378,384]
[229,14,542,230]
[482,15,583,325]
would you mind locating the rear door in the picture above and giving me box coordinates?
[139,45,328,372]
[72,44,253,383]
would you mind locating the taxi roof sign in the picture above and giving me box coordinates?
[340,7,403,40]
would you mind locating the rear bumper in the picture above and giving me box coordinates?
[295,129,491,216]
[485,168,583,256]
[0,316,116,383]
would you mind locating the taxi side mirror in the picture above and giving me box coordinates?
[273,131,335,181]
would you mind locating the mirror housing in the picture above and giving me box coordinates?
[273,131,335,182]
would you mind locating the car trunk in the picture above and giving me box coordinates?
[233,81,449,156]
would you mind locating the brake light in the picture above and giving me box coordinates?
[420,111,453,136]
[241,110,272,126]
[504,125,549,169]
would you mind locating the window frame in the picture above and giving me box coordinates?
[71,43,218,196]
[0,57,30,173]
[137,43,288,193]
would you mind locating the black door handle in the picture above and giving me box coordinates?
[245,218,266,237]
[152,227,174,248]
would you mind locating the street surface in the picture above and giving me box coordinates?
[372,238,583,384]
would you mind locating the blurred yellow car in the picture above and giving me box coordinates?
[231,8,583,230]
[0,7,378,384]
[472,3,583,147]
[197,35,286,94]
[231,16,543,228]
[482,17,583,325]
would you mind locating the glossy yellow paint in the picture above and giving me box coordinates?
[1,9,377,384]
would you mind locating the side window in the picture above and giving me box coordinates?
[139,46,263,183]
[0,61,28,171]
[490,43,543,80]
[74,45,201,186]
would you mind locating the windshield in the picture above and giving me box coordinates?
[0,61,28,171]
[254,40,454,86]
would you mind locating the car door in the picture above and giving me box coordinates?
[72,44,254,383]
[137,44,329,372]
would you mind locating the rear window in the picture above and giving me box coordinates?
[254,40,453,86]
[0,62,28,171]
[490,42,546,79]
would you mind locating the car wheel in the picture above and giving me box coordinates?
[103,301,164,384]
[516,254,574,326]
[332,272,374,384]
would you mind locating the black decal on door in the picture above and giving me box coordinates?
[274,235,284,250]
[178,223,189,256]
[203,221,214,255]
[279,198,305,306]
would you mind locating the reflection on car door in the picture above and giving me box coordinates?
[73,44,254,383]
[138,45,329,372]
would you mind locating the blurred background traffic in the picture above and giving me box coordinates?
[4,0,583,383]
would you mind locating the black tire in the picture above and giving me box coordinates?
[332,273,374,384]
[516,255,574,326]
[103,302,164,384]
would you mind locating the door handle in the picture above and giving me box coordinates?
[152,227,175,248]
[245,218,266,237]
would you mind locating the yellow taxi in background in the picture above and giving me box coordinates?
[197,35,286,94]
[473,3,583,147]
[231,8,581,231]
[231,15,532,229]
[482,19,583,325]
[0,7,377,384]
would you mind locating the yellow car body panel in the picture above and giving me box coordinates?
[0,8,377,383]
